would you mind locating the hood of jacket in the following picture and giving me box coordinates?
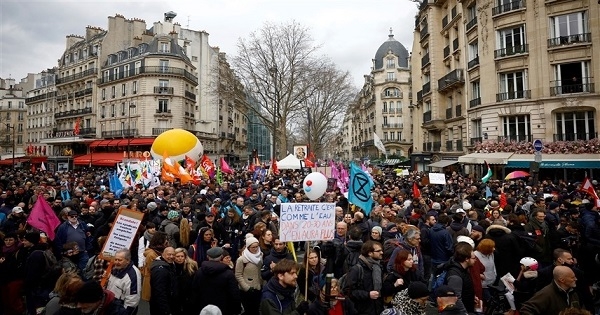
[200,260,230,275]
[346,240,363,251]
[486,224,511,236]
[432,223,447,232]
[449,221,465,232]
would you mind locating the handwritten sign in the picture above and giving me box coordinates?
[279,203,336,242]
[100,209,143,260]
[429,172,446,185]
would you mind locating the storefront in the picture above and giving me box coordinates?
[506,154,600,181]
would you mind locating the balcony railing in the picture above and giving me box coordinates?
[446,140,453,151]
[227,133,235,139]
[444,45,451,58]
[102,129,139,138]
[154,86,174,94]
[553,132,598,141]
[453,38,459,51]
[466,17,477,31]
[548,33,592,48]
[53,127,95,137]
[185,90,196,100]
[54,107,93,119]
[155,109,172,114]
[422,82,431,95]
[420,25,429,40]
[446,108,453,119]
[498,134,533,142]
[152,128,171,136]
[496,90,531,101]
[468,56,479,69]
[470,97,481,108]
[550,79,594,96]
[456,140,463,151]
[492,0,525,16]
[438,69,465,92]
[26,91,56,103]
[455,104,462,117]
[494,44,528,58]
[382,123,403,129]
[470,137,482,145]
[421,53,430,68]
[56,68,97,85]
[423,111,432,122]
[74,88,93,98]
[98,66,198,85]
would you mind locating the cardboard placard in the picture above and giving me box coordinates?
[100,208,144,260]
[279,203,335,242]
[429,173,446,185]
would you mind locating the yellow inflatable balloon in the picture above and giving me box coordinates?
[150,129,204,161]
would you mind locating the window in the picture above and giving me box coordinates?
[18,113,23,121]
[85,119,91,128]
[135,61,142,75]
[386,59,396,69]
[384,88,400,97]
[552,61,591,94]
[555,111,595,141]
[113,67,119,80]
[386,72,396,81]
[111,104,116,117]
[159,79,169,87]
[19,102,24,108]
[17,135,22,145]
[468,41,478,61]
[497,25,527,56]
[383,132,388,141]
[121,103,126,115]
[7,101,11,109]
[383,102,387,112]
[424,101,431,112]
[159,60,169,72]
[468,5,477,21]
[158,99,169,112]
[499,71,527,100]
[397,132,402,140]
[133,81,138,94]
[389,131,395,140]
[121,84,126,96]
[550,12,587,39]
[102,88,106,100]
[472,80,481,100]
[472,119,482,138]
[160,42,169,53]
[502,115,531,142]
[138,44,145,54]
[124,65,130,77]
[111,86,116,98]
[103,70,109,82]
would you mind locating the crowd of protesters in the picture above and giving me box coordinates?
[0,165,599,315]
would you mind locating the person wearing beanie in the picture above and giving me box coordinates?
[160,210,180,247]
[371,226,383,243]
[200,305,223,315]
[235,236,263,315]
[74,280,128,315]
[390,281,429,315]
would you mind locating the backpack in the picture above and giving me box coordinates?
[342,247,361,274]
[339,264,363,295]
[83,255,98,281]
[430,266,448,293]
[39,249,61,288]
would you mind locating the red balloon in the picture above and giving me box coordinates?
[306,180,312,186]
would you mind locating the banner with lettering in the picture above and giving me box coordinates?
[279,203,335,242]
[100,208,144,260]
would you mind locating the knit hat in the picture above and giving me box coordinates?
[167,210,179,220]
[457,235,475,248]
[472,225,485,233]
[386,223,397,231]
[407,282,430,299]
[245,237,259,247]
[24,232,40,245]
[431,202,441,210]
[11,206,23,213]
[371,226,382,235]
[207,247,224,259]
[74,281,104,303]
[463,201,472,210]
[549,202,560,210]
[200,305,222,315]
[146,202,158,211]
[436,285,457,298]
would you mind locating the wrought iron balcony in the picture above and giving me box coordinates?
[26,91,57,103]
[496,90,530,101]
[185,90,196,100]
[438,69,465,92]
[154,86,174,94]
[470,137,482,145]
[54,107,93,119]
[98,66,198,85]
[74,88,93,98]
[494,44,529,58]
[423,111,432,122]
[421,53,430,68]
[553,132,597,141]
[468,56,479,69]
[548,33,592,48]
[498,134,533,142]
[155,109,172,115]
[550,79,594,96]
[466,17,477,31]
[470,97,481,108]
[56,68,97,85]
[102,129,139,138]
[382,123,403,129]
[152,128,171,136]
[492,0,525,16]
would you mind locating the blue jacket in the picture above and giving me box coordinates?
[580,208,600,247]
[54,220,93,258]
[429,223,454,264]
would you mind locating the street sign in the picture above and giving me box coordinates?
[533,139,543,152]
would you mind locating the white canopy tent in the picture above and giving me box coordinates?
[277,154,303,169]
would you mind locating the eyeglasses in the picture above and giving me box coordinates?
[373,249,383,253]
[68,215,78,218]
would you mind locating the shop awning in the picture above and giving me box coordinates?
[458,152,514,165]
[112,138,155,147]
[428,160,459,168]
[89,139,113,148]
[506,154,600,168]
[73,152,126,167]
[0,157,29,165]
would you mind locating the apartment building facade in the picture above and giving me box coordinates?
[0,79,26,160]
[410,0,600,172]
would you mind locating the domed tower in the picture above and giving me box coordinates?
[373,28,410,70]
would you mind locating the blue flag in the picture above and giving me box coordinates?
[485,186,492,198]
[348,163,374,215]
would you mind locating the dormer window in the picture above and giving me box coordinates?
[160,42,170,53]
[139,44,146,54]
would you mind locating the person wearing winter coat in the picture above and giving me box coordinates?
[262,239,294,281]
[149,247,177,315]
[58,280,129,315]
[520,266,580,315]
[342,241,385,315]
[390,282,430,315]
[160,211,180,248]
[192,247,241,315]
[307,278,356,315]
[485,224,523,284]
[386,229,424,279]
[235,237,263,315]
[141,232,167,302]
[260,259,308,315]
[428,216,454,267]
[105,249,141,315]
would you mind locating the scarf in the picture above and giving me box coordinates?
[242,247,263,265]
[143,230,154,247]
[2,242,20,255]
[360,255,383,291]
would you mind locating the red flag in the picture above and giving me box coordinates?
[200,154,216,178]
[185,155,196,172]
[31,164,36,174]
[412,182,421,199]
[220,157,233,174]
[27,195,61,240]
[304,159,315,167]
[270,158,279,175]
[581,177,600,207]
[249,161,255,172]
[73,118,81,135]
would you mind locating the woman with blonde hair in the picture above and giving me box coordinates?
[178,217,191,248]
[174,248,198,315]
[44,271,83,315]
[236,236,263,315]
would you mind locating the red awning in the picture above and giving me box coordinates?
[0,158,29,165]
[89,139,112,148]
[111,138,155,147]
[73,152,126,167]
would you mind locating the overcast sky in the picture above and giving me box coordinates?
[0,0,418,88]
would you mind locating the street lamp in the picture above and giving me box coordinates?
[3,124,15,168]
[126,103,136,160]
[268,66,278,160]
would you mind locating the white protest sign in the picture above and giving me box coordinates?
[279,203,336,242]
[100,209,143,260]
[402,169,409,176]
[429,172,447,185]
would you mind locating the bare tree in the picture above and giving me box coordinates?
[292,63,357,158]
[232,21,325,159]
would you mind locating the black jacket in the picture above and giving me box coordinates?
[445,259,475,313]
[262,247,294,281]
[192,260,241,315]
[149,258,177,315]
[486,224,523,283]
[342,258,384,315]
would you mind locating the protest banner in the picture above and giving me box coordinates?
[429,172,447,185]
[279,203,336,242]
[100,208,144,260]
